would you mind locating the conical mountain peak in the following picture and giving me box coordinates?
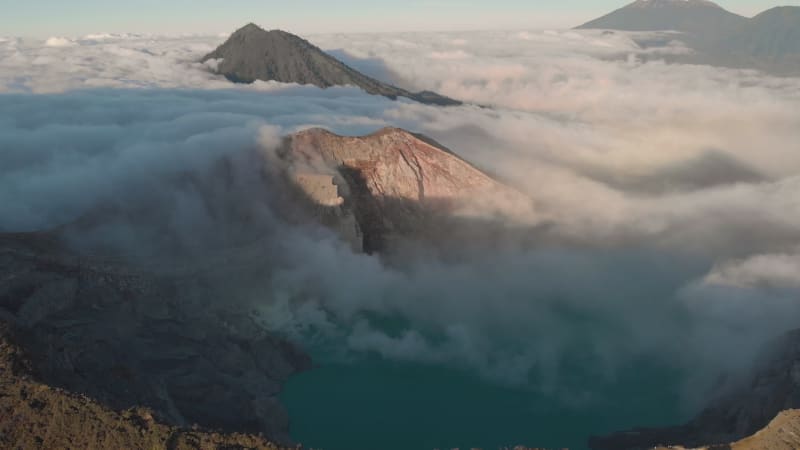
[577,0,746,32]
[202,24,460,106]
[630,0,724,8]
[235,23,264,33]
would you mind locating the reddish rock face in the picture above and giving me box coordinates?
[281,127,530,253]
[286,127,501,204]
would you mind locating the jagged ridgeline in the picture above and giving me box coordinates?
[202,23,461,106]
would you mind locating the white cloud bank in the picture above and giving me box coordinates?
[1,28,800,402]
[43,37,76,47]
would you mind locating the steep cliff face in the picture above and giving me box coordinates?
[281,127,530,253]
[0,232,311,445]
[591,329,800,450]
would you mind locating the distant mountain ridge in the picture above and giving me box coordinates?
[577,1,800,75]
[203,24,461,106]
[718,6,800,72]
[577,0,747,34]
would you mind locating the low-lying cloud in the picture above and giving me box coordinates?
[2,28,800,408]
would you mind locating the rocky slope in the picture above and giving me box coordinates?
[590,328,800,449]
[644,410,800,450]
[279,127,531,253]
[653,409,800,450]
[720,409,800,450]
[0,231,311,445]
[203,24,460,106]
[0,321,291,450]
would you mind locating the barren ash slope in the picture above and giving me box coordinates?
[202,23,461,105]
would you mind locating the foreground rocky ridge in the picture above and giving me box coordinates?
[716,409,800,450]
[0,231,311,445]
[0,320,291,450]
[652,409,800,450]
[577,0,747,35]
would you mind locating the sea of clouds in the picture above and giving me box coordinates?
[2,28,800,407]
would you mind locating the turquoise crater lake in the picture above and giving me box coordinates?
[281,355,686,450]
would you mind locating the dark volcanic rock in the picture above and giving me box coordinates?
[202,23,461,106]
[0,231,311,445]
[0,321,291,450]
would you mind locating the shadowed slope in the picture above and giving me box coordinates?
[0,321,291,450]
[0,231,311,445]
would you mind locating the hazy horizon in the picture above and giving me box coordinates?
[3,0,800,37]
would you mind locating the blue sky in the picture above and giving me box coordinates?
[2,0,799,37]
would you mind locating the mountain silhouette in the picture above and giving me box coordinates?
[203,23,461,106]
